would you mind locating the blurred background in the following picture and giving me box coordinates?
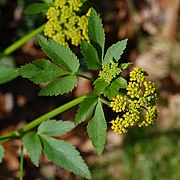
[0,0,180,179]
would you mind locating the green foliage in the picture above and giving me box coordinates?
[80,40,101,70]
[0,66,17,84]
[38,35,80,73]
[0,56,17,84]
[22,132,42,167]
[0,5,161,180]
[87,100,107,155]
[17,8,129,156]
[75,93,98,125]
[88,8,105,60]
[39,75,77,96]
[38,119,74,136]
[18,59,70,84]
[104,77,127,100]
[0,144,4,163]
[94,78,109,95]
[103,39,128,63]
[22,120,91,179]
[24,3,50,15]
[40,135,91,179]
[18,36,80,96]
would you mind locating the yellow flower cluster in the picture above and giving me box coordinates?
[138,106,157,127]
[111,116,128,134]
[110,95,128,112]
[110,66,159,134]
[129,66,147,82]
[99,62,121,83]
[44,0,90,47]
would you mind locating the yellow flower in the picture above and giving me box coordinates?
[44,0,89,47]
[110,66,159,134]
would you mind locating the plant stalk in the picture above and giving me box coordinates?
[20,144,24,180]
[0,24,45,59]
[76,73,95,82]
[100,98,110,106]
[0,95,86,144]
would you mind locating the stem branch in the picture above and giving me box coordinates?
[100,98,110,106]
[0,95,86,143]
[76,73,95,82]
[20,144,24,180]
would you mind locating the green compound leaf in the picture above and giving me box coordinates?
[80,40,101,70]
[87,100,107,155]
[22,132,42,167]
[24,3,50,15]
[0,66,17,84]
[0,144,4,163]
[40,135,91,179]
[103,39,128,64]
[103,77,127,100]
[88,8,105,60]
[18,59,70,84]
[75,93,98,125]
[38,35,80,73]
[39,75,77,96]
[38,120,74,136]
[94,78,109,95]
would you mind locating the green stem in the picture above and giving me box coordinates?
[0,24,45,59]
[0,95,86,144]
[76,73,95,82]
[20,143,24,180]
[100,98,110,106]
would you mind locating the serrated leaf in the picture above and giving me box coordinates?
[24,3,50,15]
[40,135,91,179]
[117,77,127,88]
[103,77,127,100]
[75,93,98,125]
[22,132,42,167]
[87,100,107,155]
[103,39,128,64]
[38,35,79,73]
[94,78,109,95]
[80,40,101,70]
[0,66,17,84]
[38,120,74,136]
[18,59,69,84]
[0,144,4,163]
[88,8,105,60]
[39,75,77,96]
